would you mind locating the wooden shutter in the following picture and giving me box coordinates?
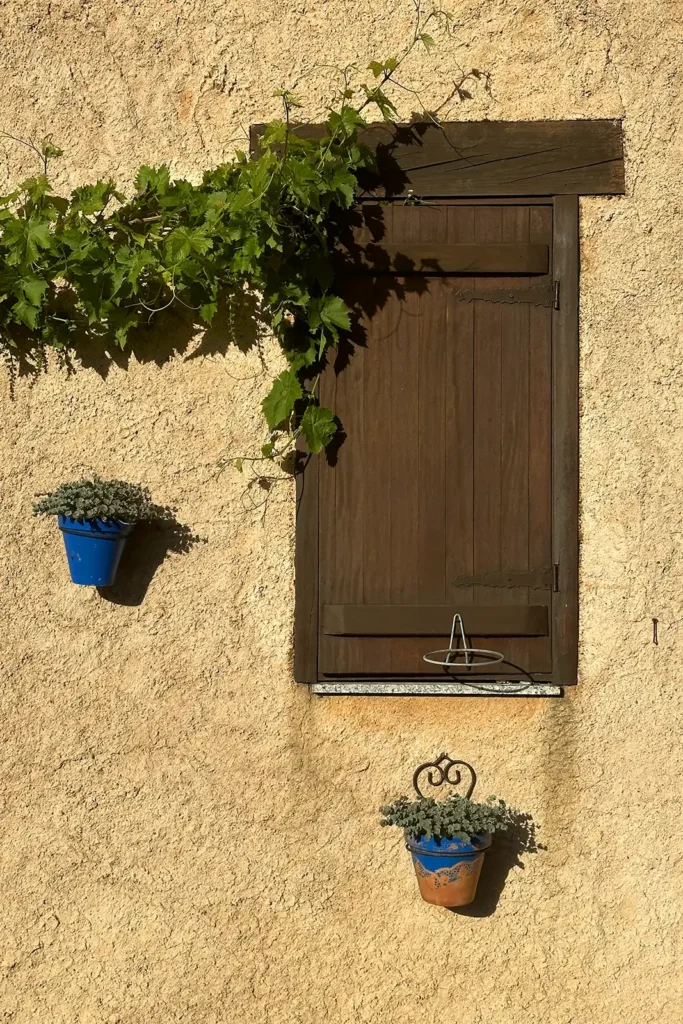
[295,196,579,687]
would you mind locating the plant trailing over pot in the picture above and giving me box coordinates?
[33,476,159,586]
[380,754,514,907]
[0,2,488,467]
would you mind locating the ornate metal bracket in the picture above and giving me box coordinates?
[412,752,477,800]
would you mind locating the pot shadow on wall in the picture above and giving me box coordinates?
[97,510,202,606]
[450,809,544,918]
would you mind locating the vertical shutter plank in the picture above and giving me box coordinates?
[361,274,394,673]
[473,206,503,627]
[403,207,450,670]
[331,289,365,673]
[446,206,475,616]
[294,446,319,682]
[416,209,449,669]
[529,205,554,674]
[318,338,338,676]
[417,209,448,604]
[499,204,531,672]
[389,205,421,672]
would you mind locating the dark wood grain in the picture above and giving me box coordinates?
[317,347,337,679]
[499,205,531,672]
[445,206,475,618]
[413,208,448,670]
[293,448,319,683]
[251,120,625,197]
[417,209,448,607]
[450,568,553,588]
[473,205,503,635]
[388,205,421,673]
[322,604,548,637]
[360,272,393,673]
[344,242,549,274]
[331,282,366,674]
[528,205,554,675]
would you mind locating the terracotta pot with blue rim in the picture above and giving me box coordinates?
[58,515,134,586]
[406,832,492,907]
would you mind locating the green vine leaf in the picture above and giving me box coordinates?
[199,300,218,325]
[327,107,365,138]
[41,140,64,162]
[71,180,120,216]
[134,165,171,194]
[18,275,48,306]
[164,226,213,265]
[262,370,303,430]
[22,176,52,203]
[4,217,52,267]
[320,295,351,334]
[359,84,398,121]
[114,247,157,291]
[12,297,41,328]
[301,405,337,453]
[368,58,398,78]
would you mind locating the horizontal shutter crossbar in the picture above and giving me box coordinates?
[341,242,549,275]
[451,567,553,588]
[322,605,548,637]
[449,284,554,306]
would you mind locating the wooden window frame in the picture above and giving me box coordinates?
[259,118,625,694]
[294,195,579,692]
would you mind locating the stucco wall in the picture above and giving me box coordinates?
[1,2,682,1022]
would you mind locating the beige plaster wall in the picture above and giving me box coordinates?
[1,1,682,1021]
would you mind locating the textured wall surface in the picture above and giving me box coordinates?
[1,2,682,1022]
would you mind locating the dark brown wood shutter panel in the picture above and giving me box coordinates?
[296,199,578,687]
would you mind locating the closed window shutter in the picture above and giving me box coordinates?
[295,199,578,687]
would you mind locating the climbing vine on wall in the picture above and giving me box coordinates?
[0,3,486,462]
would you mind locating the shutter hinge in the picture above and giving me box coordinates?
[553,563,560,592]
[553,280,561,310]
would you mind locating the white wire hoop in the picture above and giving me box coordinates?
[422,613,505,669]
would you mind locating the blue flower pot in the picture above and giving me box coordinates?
[406,833,492,906]
[58,516,134,586]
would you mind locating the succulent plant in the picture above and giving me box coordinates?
[33,476,159,523]
[379,792,512,842]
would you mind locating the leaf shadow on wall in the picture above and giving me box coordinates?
[97,511,202,606]
[449,810,545,918]
[6,283,272,387]
[74,291,269,378]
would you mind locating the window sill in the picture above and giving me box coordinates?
[310,680,563,697]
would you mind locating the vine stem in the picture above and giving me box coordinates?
[0,129,50,175]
